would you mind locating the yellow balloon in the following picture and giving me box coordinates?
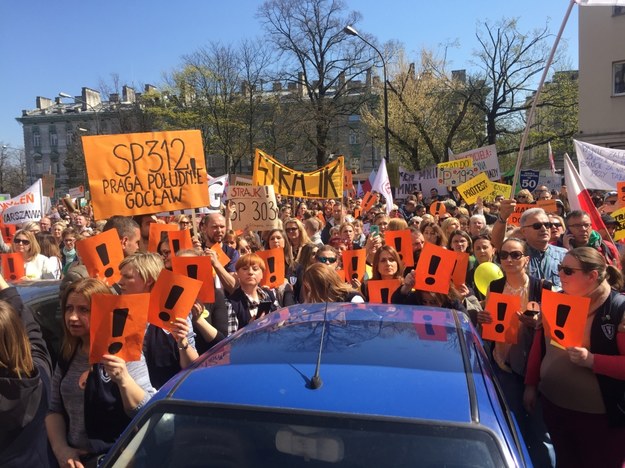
[474,262,504,296]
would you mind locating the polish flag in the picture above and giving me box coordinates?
[548,142,556,175]
[564,153,606,231]
[372,158,394,214]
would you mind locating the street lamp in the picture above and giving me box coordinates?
[58,92,101,134]
[343,25,389,164]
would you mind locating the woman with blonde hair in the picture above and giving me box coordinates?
[284,218,311,260]
[387,218,408,231]
[516,189,534,204]
[302,263,364,303]
[11,229,57,280]
[266,228,295,275]
[441,217,461,239]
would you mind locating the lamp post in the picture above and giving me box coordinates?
[343,25,389,164]
[58,92,101,134]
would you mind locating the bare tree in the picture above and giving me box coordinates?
[258,0,376,167]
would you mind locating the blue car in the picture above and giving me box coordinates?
[102,304,531,467]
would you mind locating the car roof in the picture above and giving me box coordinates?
[161,304,501,430]
[14,280,61,302]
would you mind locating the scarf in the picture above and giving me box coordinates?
[63,246,77,264]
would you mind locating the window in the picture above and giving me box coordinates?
[49,132,58,147]
[50,154,60,174]
[67,131,74,145]
[613,6,625,16]
[33,131,41,147]
[614,61,625,96]
[349,129,359,145]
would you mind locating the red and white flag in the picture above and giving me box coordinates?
[372,158,394,214]
[564,153,606,231]
[548,142,556,175]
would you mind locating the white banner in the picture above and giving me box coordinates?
[207,175,228,213]
[574,140,625,190]
[0,179,43,224]
[396,166,440,199]
[450,144,500,181]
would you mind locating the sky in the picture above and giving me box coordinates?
[0,0,579,150]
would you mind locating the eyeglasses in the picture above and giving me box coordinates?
[557,264,584,276]
[568,223,592,230]
[316,256,337,264]
[180,220,191,225]
[523,222,552,230]
[13,238,30,245]
[285,227,298,232]
[64,238,76,243]
[499,250,525,260]
[550,223,562,228]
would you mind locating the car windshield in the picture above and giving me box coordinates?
[106,403,505,468]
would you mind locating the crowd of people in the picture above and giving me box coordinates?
[1,183,625,467]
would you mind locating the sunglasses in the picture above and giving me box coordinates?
[499,250,524,260]
[13,238,31,245]
[550,222,562,228]
[523,222,552,230]
[316,256,337,264]
[285,227,298,232]
[557,264,584,276]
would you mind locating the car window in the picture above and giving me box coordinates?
[106,404,505,468]
[29,297,63,367]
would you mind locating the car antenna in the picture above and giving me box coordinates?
[307,301,328,390]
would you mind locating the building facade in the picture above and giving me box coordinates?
[578,5,625,148]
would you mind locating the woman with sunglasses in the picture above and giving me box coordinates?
[11,229,57,280]
[524,247,625,467]
[548,214,566,247]
[284,218,311,261]
[479,237,555,467]
[516,189,534,204]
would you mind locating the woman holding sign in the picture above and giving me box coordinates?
[359,245,404,302]
[11,229,58,280]
[45,278,154,467]
[524,247,625,467]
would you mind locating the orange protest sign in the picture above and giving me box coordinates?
[429,201,446,216]
[367,279,402,304]
[82,130,210,220]
[413,309,449,341]
[171,255,215,303]
[0,223,16,243]
[76,229,124,285]
[536,199,558,214]
[256,248,285,288]
[507,203,534,226]
[353,207,362,219]
[342,249,366,283]
[148,223,179,253]
[413,243,456,294]
[336,269,346,282]
[617,182,625,207]
[482,292,521,344]
[148,269,203,333]
[541,289,590,348]
[361,192,376,212]
[384,229,414,267]
[89,293,150,364]
[210,243,231,268]
[451,252,470,287]
[1,253,25,282]
[168,229,193,255]
[344,170,354,190]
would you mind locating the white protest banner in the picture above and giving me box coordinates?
[396,166,439,199]
[450,144,500,181]
[437,157,479,187]
[574,140,625,190]
[68,185,85,198]
[537,173,562,192]
[0,179,43,224]
[207,175,228,213]
[227,185,279,231]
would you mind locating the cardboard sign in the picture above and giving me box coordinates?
[89,293,150,364]
[429,201,446,216]
[450,144,500,181]
[437,157,477,186]
[227,185,280,231]
[0,180,43,225]
[367,279,401,303]
[1,253,25,282]
[396,166,439,200]
[541,289,590,348]
[148,269,203,332]
[353,207,362,219]
[342,249,366,283]
[451,252,470,287]
[0,223,16,243]
[482,292,521,344]
[507,203,534,227]
[253,149,344,199]
[536,199,558,214]
[486,182,513,201]
[344,170,354,190]
[256,248,286,288]
[617,181,625,207]
[384,229,414,267]
[413,309,448,341]
[82,130,209,220]
[361,191,376,212]
[147,223,179,253]
[457,173,492,205]
[207,175,228,213]
[171,255,215,303]
[610,206,625,241]
[210,243,231,268]
[413,243,456,294]
[76,229,124,284]
[168,229,193,255]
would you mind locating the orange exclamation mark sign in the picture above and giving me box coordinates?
[108,308,129,354]
[96,243,114,278]
[495,303,507,334]
[160,286,184,322]
[554,304,570,340]
[266,257,277,284]
[425,256,441,285]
